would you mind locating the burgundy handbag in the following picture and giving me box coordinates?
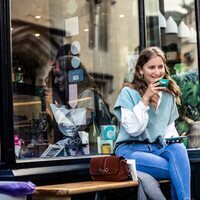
[90,156,130,181]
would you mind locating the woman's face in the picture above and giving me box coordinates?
[139,55,165,84]
[53,60,66,91]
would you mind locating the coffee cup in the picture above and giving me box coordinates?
[158,79,169,87]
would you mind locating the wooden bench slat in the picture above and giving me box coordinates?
[34,180,139,196]
[33,179,170,200]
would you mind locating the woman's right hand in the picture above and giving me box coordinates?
[141,78,160,106]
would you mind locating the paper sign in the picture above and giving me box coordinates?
[69,84,78,108]
[64,16,79,37]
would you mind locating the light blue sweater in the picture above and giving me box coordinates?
[114,86,179,148]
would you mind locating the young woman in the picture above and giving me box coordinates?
[114,47,190,200]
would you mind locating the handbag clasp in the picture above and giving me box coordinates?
[98,168,109,174]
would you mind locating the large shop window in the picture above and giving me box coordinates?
[145,0,200,149]
[11,0,139,161]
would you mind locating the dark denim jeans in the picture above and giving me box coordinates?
[115,143,191,200]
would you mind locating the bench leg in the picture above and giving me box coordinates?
[94,191,101,200]
[95,191,107,200]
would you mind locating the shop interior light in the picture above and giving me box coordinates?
[119,14,125,18]
[178,21,190,38]
[159,11,166,28]
[34,33,40,37]
[165,16,178,34]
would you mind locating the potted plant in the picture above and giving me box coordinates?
[172,71,200,147]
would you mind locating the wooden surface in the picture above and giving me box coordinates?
[33,179,170,200]
[33,180,138,199]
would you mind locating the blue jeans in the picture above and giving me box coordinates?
[115,143,191,200]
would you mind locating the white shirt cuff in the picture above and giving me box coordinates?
[133,100,149,112]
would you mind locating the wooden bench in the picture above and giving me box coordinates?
[33,180,138,200]
[32,179,170,200]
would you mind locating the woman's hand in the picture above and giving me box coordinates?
[141,78,167,106]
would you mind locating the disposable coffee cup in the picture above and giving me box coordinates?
[126,159,138,181]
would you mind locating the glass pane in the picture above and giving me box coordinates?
[11,0,139,161]
[145,0,200,149]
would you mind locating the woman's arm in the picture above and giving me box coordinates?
[121,101,149,136]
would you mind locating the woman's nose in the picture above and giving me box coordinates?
[154,68,162,76]
[54,68,60,74]
[53,62,61,73]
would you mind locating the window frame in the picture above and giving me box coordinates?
[0,0,200,183]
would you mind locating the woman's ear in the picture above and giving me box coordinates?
[139,66,143,76]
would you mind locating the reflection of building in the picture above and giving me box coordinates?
[0,0,200,199]
[146,0,198,72]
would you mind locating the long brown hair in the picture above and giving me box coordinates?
[124,46,181,104]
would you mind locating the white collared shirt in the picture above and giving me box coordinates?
[121,92,179,138]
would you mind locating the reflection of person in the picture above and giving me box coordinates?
[50,43,96,121]
[46,44,113,141]
[114,47,190,199]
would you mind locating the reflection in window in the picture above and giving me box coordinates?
[11,0,139,160]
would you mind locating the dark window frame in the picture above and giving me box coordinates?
[0,0,200,183]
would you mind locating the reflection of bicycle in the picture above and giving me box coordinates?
[29,112,48,141]
[67,138,82,145]
[56,136,84,156]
